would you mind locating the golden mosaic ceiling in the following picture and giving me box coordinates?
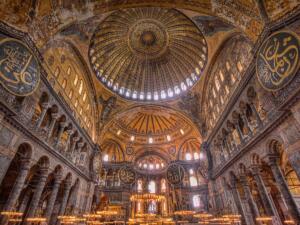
[103,105,198,145]
[89,7,208,101]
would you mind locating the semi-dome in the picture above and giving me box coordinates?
[89,7,207,101]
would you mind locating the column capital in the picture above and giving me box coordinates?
[250,164,261,175]
[54,172,63,183]
[41,102,50,109]
[66,128,73,135]
[265,154,280,167]
[59,121,67,128]
[77,141,84,148]
[51,112,59,119]
[20,158,31,170]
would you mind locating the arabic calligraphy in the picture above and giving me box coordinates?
[0,38,40,96]
[166,163,184,185]
[256,31,300,91]
[119,166,136,185]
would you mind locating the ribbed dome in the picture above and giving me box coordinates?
[89,7,207,101]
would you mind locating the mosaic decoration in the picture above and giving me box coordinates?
[119,165,136,185]
[166,163,185,185]
[92,153,102,173]
[193,15,234,36]
[0,38,40,96]
[256,31,300,91]
[89,7,207,101]
[168,146,176,155]
[126,146,134,155]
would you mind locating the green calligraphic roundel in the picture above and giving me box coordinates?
[119,165,136,185]
[166,163,185,185]
[256,31,300,91]
[0,38,40,96]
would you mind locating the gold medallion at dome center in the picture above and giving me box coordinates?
[141,31,156,46]
[128,19,168,60]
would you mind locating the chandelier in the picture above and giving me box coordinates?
[130,193,165,202]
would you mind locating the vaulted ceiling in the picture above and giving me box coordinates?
[1,0,298,160]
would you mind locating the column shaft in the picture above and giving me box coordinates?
[58,181,72,216]
[36,103,49,128]
[250,103,263,128]
[4,159,31,211]
[251,167,275,216]
[47,114,59,140]
[269,158,300,223]
[25,169,49,218]
[44,175,62,220]
[240,176,260,220]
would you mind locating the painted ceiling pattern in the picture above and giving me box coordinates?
[89,7,207,101]
[106,105,195,144]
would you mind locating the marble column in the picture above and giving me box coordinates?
[234,121,244,144]
[64,129,73,152]
[36,102,50,128]
[249,103,263,128]
[241,113,253,136]
[44,173,62,221]
[58,179,72,216]
[25,167,49,219]
[240,175,260,220]
[267,155,300,223]
[250,166,276,216]
[73,142,84,163]
[225,137,232,154]
[55,122,67,147]
[69,137,79,155]
[230,180,247,225]
[47,113,59,140]
[3,158,31,211]
[228,129,238,151]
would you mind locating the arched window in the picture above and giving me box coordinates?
[193,195,201,208]
[194,152,199,160]
[68,90,73,99]
[237,61,243,72]
[190,175,198,187]
[62,79,67,89]
[67,66,71,75]
[185,152,192,161]
[79,80,83,94]
[103,154,109,162]
[137,180,143,192]
[54,67,60,77]
[215,76,220,91]
[148,180,156,193]
[219,70,224,82]
[161,179,166,193]
[74,74,78,86]
[148,201,157,213]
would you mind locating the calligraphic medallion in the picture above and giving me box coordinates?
[0,38,40,96]
[119,166,136,185]
[166,163,185,185]
[256,31,300,91]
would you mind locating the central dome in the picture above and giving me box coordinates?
[89,7,207,101]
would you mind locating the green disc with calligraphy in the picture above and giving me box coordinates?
[166,163,185,185]
[256,31,300,91]
[119,165,136,185]
[0,38,40,96]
